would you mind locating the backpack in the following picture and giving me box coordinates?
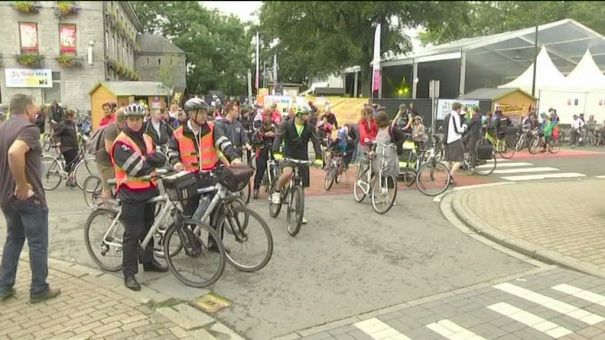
[86,125,106,155]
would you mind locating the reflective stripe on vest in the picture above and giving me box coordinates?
[112,133,156,191]
[173,123,219,171]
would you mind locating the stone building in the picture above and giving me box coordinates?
[135,34,186,99]
[0,1,185,112]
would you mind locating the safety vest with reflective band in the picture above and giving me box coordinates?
[173,123,219,171]
[112,132,157,191]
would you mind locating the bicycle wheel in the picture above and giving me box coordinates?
[416,160,451,196]
[43,134,52,152]
[324,166,336,191]
[83,175,103,210]
[74,158,92,190]
[217,205,273,272]
[403,170,416,187]
[371,174,397,214]
[498,138,515,159]
[41,155,63,191]
[84,208,123,272]
[153,222,182,259]
[515,135,526,152]
[164,219,226,288]
[335,160,344,184]
[286,185,304,237]
[474,152,497,176]
[353,163,367,202]
[549,139,560,154]
[529,136,541,154]
[239,179,252,205]
[268,180,283,218]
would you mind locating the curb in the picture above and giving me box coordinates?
[37,256,245,339]
[443,183,605,280]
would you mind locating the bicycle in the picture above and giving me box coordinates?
[529,133,560,154]
[353,142,398,215]
[514,128,532,152]
[399,139,426,187]
[84,170,226,288]
[323,147,346,191]
[415,146,451,197]
[461,140,497,175]
[482,130,514,159]
[269,158,313,236]
[41,143,95,190]
[191,166,273,272]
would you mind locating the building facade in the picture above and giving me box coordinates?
[0,1,142,112]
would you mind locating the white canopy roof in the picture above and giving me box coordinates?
[565,49,605,90]
[498,46,567,91]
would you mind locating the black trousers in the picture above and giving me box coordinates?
[62,149,78,174]
[120,200,155,276]
[254,148,269,190]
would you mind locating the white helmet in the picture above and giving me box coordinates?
[123,103,146,117]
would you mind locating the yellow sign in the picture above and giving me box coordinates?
[257,88,269,106]
[192,293,231,314]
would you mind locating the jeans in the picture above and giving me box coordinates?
[0,197,49,295]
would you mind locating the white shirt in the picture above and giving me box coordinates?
[447,110,467,144]
[571,118,584,130]
[151,120,162,140]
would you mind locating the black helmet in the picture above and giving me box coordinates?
[184,97,209,113]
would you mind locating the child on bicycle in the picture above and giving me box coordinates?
[251,109,277,199]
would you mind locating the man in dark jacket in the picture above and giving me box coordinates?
[53,110,79,186]
[49,100,64,125]
[271,106,322,224]
[144,108,174,148]
[322,105,339,129]
[466,107,483,165]
[215,101,251,158]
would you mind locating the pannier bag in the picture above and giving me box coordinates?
[213,164,254,192]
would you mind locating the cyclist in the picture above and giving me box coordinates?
[359,106,378,156]
[393,104,413,135]
[52,109,79,187]
[168,98,241,247]
[111,103,168,291]
[570,114,584,148]
[252,109,277,199]
[372,111,401,177]
[271,106,323,224]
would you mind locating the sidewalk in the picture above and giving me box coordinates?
[448,178,605,278]
[0,257,243,340]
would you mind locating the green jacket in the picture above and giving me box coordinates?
[543,121,553,137]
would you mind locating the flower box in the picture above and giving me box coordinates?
[16,54,44,67]
[55,1,80,18]
[56,55,81,68]
[13,1,41,14]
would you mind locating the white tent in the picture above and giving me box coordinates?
[566,49,605,90]
[499,46,568,91]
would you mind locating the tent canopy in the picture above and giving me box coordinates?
[498,46,567,90]
[382,19,605,79]
[566,49,605,90]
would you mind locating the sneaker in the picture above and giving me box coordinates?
[301,217,308,225]
[30,287,61,304]
[271,191,281,205]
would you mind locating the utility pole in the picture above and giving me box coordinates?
[531,2,539,97]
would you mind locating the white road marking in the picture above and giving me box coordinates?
[453,182,514,191]
[595,175,605,179]
[354,318,412,340]
[493,167,559,174]
[426,319,486,340]
[500,173,586,181]
[478,162,533,169]
[488,302,572,338]
[494,283,605,325]
[552,284,605,307]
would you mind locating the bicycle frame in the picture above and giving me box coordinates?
[484,131,505,151]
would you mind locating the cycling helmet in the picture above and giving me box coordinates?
[184,97,209,113]
[123,103,146,118]
[294,105,311,117]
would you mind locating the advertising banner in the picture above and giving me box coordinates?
[436,99,479,120]
[5,68,52,88]
[59,24,77,54]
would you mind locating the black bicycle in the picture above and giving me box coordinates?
[269,158,313,237]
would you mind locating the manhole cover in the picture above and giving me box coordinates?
[192,293,231,314]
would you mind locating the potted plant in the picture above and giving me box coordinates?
[16,54,43,67]
[55,1,80,18]
[56,54,81,68]
[13,1,41,14]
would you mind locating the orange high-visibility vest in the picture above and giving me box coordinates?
[112,132,157,191]
[173,123,219,171]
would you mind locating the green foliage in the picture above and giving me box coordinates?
[419,1,605,46]
[55,54,81,68]
[13,1,39,13]
[16,54,43,67]
[55,1,80,18]
[131,1,252,95]
[258,1,430,95]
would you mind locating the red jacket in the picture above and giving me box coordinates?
[359,118,377,145]
[100,115,115,127]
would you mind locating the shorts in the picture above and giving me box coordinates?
[96,163,115,191]
[279,159,310,188]
[445,139,464,162]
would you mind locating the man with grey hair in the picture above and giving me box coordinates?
[0,94,60,303]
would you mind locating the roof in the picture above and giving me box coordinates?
[381,19,605,76]
[460,88,536,101]
[136,34,185,55]
[499,46,567,90]
[90,81,172,96]
[566,49,605,90]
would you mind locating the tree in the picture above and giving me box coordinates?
[131,1,253,95]
[258,1,435,96]
[419,1,605,46]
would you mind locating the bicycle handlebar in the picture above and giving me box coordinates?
[284,158,313,165]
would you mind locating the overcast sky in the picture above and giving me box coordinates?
[200,1,262,23]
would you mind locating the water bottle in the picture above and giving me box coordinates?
[192,195,210,221]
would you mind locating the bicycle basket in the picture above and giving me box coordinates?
[162,171,200,202]
[214,165,254,192]
[477,143,493,160]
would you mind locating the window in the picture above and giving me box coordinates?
[19,22,38,54]
[43,72,62,103]
[158,58,161,65]
[59,24,77,55]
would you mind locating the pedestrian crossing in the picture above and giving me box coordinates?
[346,279,605,340]
[483,159,586,182]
